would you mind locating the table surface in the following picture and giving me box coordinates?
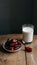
[0,34,37,65]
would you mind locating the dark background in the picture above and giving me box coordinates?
[0,0,37,34]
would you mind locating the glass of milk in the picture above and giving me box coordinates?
[22,24,34,44]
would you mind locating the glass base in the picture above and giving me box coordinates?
[22,40,32,45]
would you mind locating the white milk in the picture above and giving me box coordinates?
[22,27,34,42]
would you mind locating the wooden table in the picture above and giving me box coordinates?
[0,34,37,65]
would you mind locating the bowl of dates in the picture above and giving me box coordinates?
[2,39,22,52]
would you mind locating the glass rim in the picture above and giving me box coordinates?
[22,24,34,28]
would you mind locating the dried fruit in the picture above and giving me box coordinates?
[25,46,32,52]
[18,41,22,45]
[8,46,14,50]
[5,39,22,51]
[13,39,17,43]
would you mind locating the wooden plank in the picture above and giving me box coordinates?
[0,34,26,65]
[0,46,26,65]
[26,35,37,65]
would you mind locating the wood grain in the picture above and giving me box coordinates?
[0,34,37,65]
[26,35,37,65]
[0,34,26,65]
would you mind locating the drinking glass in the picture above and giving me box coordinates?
[22,24,34,44]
